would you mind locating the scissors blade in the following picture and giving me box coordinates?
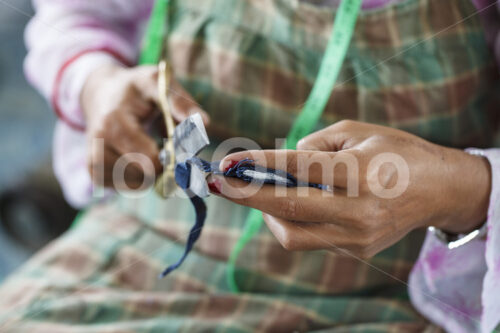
[174,113,209,161]
[173,113,211,198]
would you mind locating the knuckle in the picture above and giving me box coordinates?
[296,139,308,150]
[368,134,386,144]
[334,119,356,131]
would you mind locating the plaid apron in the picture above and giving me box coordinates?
[0,0,498,332]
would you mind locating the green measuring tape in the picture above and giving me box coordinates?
[227,0,362,292]
[139,0,170,65]
[140,0,362,293]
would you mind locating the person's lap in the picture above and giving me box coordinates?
[0,202,441,332]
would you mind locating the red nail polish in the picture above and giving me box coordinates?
[223,160,239,172]
[208,179,222,194]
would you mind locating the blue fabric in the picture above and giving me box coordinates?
[159,162,207,278]
[159,157,326,277]
[190,158,327,189]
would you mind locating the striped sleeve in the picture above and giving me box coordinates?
[24,0,153,129]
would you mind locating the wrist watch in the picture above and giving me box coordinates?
[429,148,490,249]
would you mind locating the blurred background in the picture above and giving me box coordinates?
[0,0,77,280]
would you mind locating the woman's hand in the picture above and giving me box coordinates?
[81,64,209,190]
[209,120,491,258]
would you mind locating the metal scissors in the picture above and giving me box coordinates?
[154,57,210,199]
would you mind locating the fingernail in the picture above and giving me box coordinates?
[208,179,222,195]
[220,160,239,172]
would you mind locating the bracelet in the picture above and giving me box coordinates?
[428,222,487,250]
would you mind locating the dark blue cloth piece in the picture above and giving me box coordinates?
[221,159,297,187]
[160,157,326,278]
[159,162,207,278]
[174,162,191,189]
[189,158,327,190]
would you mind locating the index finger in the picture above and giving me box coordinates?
[220,149,360,189]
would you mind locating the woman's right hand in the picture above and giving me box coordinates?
[81,64,209,190]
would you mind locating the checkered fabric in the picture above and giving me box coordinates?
[0,0,498,331]
[167,0,500,148]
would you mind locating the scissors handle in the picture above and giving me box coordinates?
[158,60,176,141]
[155,59,178,198]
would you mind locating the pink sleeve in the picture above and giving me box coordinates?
[409,2,500,332]
[409,149,500,333]
[25,0,154,129]
[25,0,154,206]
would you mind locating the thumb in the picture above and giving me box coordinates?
[296,126,344,152]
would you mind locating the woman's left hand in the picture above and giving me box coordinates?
[208,120,491,258]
